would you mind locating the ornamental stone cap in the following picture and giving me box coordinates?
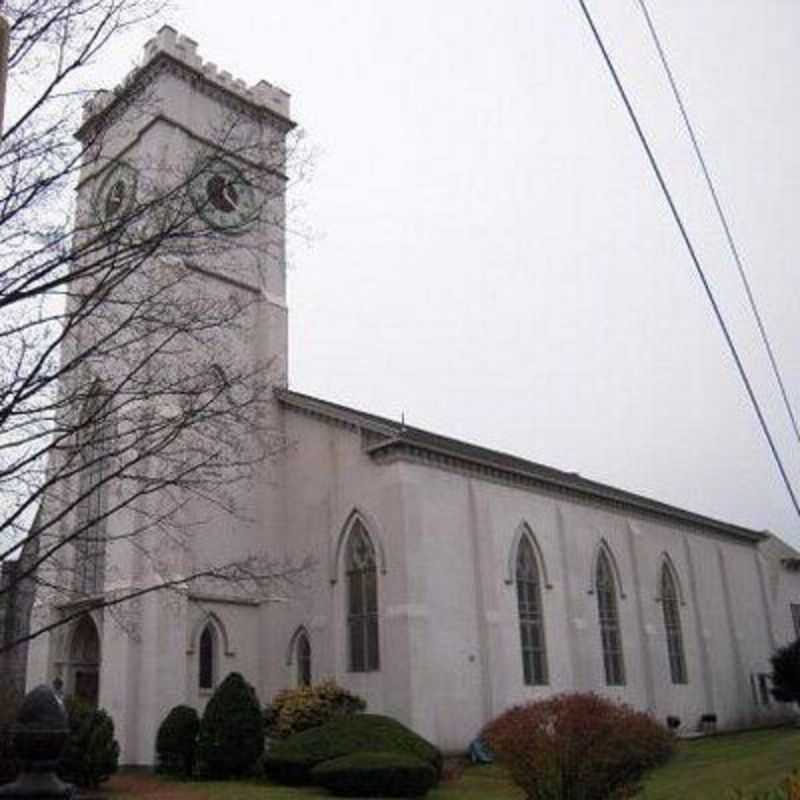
[80,24,291,127]
[14,685,68,734]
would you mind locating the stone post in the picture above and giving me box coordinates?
[0,685,74,799]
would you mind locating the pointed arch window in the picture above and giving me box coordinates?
[199,623,216,690]
[516,535,548,685]
[346,521,379,672]
[75,388,109,595]
[661,564,687,684]
[596,549,625,686]
[296,631,312,687]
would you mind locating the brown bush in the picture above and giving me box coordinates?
[482,692,675,800]
[263,680,365,739]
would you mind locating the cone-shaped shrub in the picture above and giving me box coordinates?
[156,705,200,776]
[197,672,263,778]
[58,698,120,788]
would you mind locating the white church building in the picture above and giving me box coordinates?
[25,27,800,765]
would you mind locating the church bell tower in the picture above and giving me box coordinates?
[26,26,297,765]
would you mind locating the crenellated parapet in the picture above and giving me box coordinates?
[78,24,293,140]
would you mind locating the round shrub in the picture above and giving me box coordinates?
[482,692,675,800]
[197,672,264,778]
[264,680,366,739]
[264,714,442,786]
[58,698,120,789]
[311,751,436,798]
[156,705,200,776]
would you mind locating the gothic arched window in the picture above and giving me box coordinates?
[516,535,548,685]
[346,521,379,672]
[199,623,216,690]
[296,631,312,687]
[661,564,687,684]
[596,549,625,686]
[75,388,109,595]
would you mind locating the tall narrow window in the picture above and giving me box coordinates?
[516,535,548,685]
[199,624,216,690]
[661,565,687,684]
[346,521,379,672]
[297,631,311,687]
[596,549,625,686]
[75,390,108,595]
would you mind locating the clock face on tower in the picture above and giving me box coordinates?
[189,158,259,232]
[95,161,138,225]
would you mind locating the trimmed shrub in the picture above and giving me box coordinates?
[482,692,675,800]
[156,705,200,776]
[197,672,264,778]
[0,687,20,786]
[264,680,366,739]
[311,751,436,798]
[58,698,120,788]
[0,727,17,787]
[264,714,442,786]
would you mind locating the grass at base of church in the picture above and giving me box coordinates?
[194,766,522,799]
[108,763,523,800]
[108,727,800,800]
[639,726,800,799]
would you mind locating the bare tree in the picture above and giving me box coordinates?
[0,0,310,665]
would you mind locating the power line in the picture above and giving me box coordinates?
[637,0,800,453]
[575,0,800,522]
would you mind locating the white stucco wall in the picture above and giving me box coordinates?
[271,407,793,753]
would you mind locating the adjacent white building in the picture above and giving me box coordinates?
[24,26,800,765]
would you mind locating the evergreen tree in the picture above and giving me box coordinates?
[197,673,264,777]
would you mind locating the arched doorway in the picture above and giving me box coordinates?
[69,615,100,707]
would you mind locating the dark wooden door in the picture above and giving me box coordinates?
[74,670,99,707]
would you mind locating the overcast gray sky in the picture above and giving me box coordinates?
[104,1,800,545]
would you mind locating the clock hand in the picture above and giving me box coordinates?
[222,180,238,211]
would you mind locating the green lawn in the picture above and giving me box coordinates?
[639,727,800,800]
[141,765,523,800]
[113,727,800,800]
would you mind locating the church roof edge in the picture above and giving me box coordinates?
[276,387,768,546]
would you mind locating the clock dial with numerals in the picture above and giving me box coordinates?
[189,158,259,232]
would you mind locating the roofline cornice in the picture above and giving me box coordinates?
[276,388,767,546]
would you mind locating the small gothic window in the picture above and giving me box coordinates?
[199,624,215,690]
[346,521,379,672]
[596,549,625,686]
[297,631,311,687]
[74,389,109,595]
[516,535,548,685]
[661,564,688,684]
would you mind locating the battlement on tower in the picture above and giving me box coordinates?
[80,24,292,134]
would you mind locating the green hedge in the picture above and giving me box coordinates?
[311,751,436,797]
[264,714,442,786]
